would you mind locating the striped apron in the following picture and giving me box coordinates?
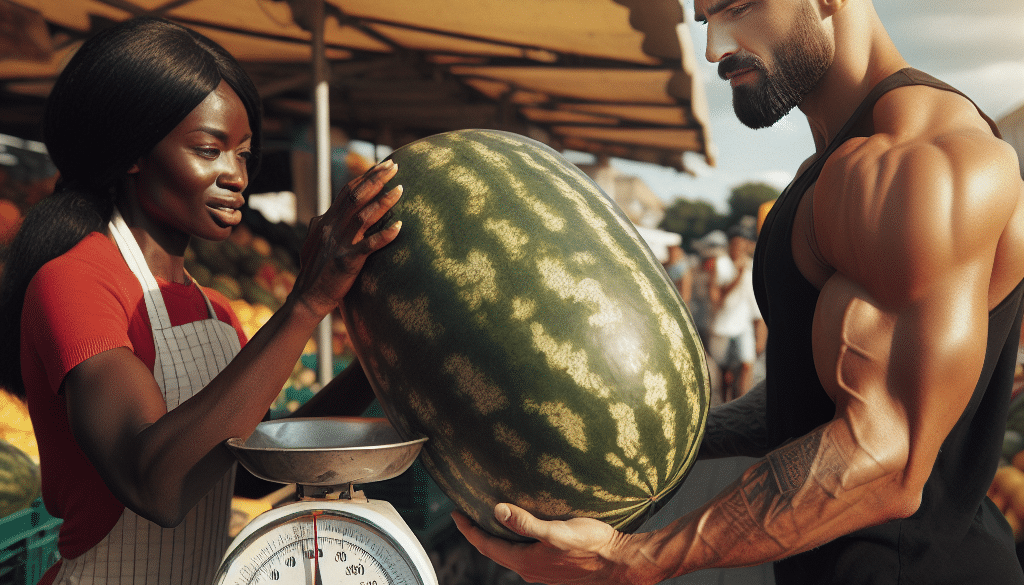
[52,208,241,584]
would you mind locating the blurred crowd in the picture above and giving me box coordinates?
[663,216,766,406]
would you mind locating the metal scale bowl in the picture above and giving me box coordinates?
[214,417,437,585]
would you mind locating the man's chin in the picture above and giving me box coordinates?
[732,90,794,129]
[734,104,786,130]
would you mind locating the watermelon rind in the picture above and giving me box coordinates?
[345,129,710,541]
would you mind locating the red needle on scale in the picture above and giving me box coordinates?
[311,511,324,585]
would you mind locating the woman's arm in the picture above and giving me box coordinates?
[63,162,402,527]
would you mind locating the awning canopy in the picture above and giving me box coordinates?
[0,0,714,171]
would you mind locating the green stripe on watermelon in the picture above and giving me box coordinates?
[344,129,709,541]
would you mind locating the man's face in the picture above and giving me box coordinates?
[699,0,834,129]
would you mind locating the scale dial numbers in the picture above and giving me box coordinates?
[215,509,425,585]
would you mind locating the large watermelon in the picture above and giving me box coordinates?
[342,129,709,540]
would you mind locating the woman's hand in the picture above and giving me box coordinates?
[292,160,403,318]
[453,504,653,585]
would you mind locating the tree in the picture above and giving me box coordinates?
[726,182,779,228]
[659,182,780,252]
[658,197,726,251]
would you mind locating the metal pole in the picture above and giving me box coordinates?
[310,0,334,387]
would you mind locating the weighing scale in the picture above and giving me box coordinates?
[214,417,438,585]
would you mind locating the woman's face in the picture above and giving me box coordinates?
[129,80,252,245]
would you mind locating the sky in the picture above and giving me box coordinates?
[610,0,1024,212]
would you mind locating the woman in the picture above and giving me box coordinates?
[0,17,402,584]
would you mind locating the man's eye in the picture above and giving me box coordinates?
[730,3,752,17]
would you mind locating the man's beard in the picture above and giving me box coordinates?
[719,11,833,129]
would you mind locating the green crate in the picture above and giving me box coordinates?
[0,498,62,585]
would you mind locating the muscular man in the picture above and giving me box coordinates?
[453,0,1024,583]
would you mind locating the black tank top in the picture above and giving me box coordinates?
[753,68,1024,584]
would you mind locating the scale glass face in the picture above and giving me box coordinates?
[215,506,425,585]
[216,418,437,585]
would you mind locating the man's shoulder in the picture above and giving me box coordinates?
[812,85,1023,304]
[820,81,1018,220]
[869,83,1011,162]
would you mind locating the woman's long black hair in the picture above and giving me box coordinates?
[0,17,262,397]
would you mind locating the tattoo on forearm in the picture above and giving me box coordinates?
[703,427,850,557]
[766,429,822,494]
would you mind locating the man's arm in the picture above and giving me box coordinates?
[697,380,771,460]
[455,266,974,583]
[456,271,926,578]
[455,121,1020,584]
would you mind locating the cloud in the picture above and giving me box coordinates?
[892,14,1023,46]
[876,3,1024,118]
[880,5,1024,70]
[755,170,796,191]
[941,62,1024,119]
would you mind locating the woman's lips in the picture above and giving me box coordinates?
[207,202,242,227]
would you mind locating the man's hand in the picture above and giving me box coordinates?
[453,504,662,585]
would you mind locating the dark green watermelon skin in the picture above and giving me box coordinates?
[342,129,709,541]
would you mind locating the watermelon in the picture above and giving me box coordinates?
[342,129,709,541]
[0,438,41,518]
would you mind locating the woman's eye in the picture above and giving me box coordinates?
[196,147,220,158]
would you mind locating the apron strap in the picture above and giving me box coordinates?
[108,207,172,331]
[109,207,220,327]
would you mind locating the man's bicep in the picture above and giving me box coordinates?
[811,269,985,492]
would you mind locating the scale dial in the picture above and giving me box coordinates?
[215,501,434,585]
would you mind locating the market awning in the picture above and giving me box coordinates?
[0,0,714,172]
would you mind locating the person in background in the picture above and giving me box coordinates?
[0,17,401,584]
[688,229,728,347]
[454,0,1024,582]
[663,244,693,305]
[706,222,763,402]
[688,230,730,403]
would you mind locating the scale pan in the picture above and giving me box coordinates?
[226,417,426,487]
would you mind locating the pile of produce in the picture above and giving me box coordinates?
[990,395,1024,541]
[0,391,40,517]
[0,390,37,463]
[186,223,297,314]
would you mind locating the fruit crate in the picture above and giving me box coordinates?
[0,498,62,585]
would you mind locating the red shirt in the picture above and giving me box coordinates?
[21,232,246,561]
